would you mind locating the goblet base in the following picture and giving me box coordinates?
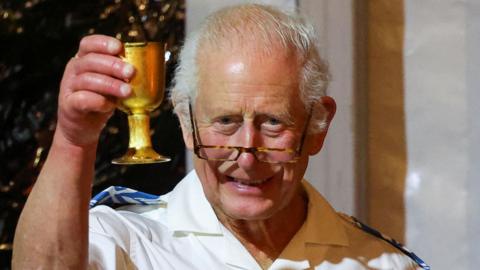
[112,147,171,164]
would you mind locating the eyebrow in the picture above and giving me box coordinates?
[260,112,295,126]
[202,110,296,126]
[196,96,299,125]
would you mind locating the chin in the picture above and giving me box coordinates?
[217,196,281,221]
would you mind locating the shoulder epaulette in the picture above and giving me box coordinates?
[342,215,430,269]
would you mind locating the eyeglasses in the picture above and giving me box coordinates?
[188,102,312,164]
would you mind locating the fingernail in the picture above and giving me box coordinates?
[122,63,134,77]
[120,83,131,97]
[107,40,121,53]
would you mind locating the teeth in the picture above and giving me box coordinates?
[231,177,268,186]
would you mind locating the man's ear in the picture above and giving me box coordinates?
[307,96,336,155]
[179,117,194,150]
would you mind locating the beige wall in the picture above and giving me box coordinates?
[366,0,407,243]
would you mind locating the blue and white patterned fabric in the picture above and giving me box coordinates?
[350,216,430,270]
[89,186,163,208]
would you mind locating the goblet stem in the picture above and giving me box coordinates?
[128,113,153,149]
[111,113,171,164]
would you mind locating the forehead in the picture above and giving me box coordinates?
[195,47,305,116]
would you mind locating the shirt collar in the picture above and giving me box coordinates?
[165,170,223,235]
[302,180,349,246]
[277,180,349,263]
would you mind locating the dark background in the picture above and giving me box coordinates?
[0,0,186,268]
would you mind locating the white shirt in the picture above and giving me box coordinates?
[88,170,423,269]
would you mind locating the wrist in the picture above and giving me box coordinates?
[52,125,99,152]
[48,129,98,178]
[36,130,98,199]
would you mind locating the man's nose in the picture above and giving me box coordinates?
[235,123,261,170]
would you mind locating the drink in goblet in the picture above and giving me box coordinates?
[112,42,171,164]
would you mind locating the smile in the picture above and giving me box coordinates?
[226,176,273,186]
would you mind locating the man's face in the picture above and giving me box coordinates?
[185,47,325,221]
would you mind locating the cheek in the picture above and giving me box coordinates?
[194,158,222,195]
[194,158,214,181]
[194,160,214,200]
[262,132,297,148]
[198,129,231,145]
[282,157,309,182]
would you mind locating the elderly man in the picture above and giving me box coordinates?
[12,4,428,270]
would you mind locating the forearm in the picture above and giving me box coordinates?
[12,131,97,269]
[11,35,131,269]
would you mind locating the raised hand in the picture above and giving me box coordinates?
[57,34,135,147]
[12,35,135,269]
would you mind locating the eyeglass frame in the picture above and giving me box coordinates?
[188,101,313,164]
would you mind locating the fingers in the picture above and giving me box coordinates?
[64,35,134,100]
[71,53,135,81]
[66,90,117,114]
[72,72,132,98]
[77,35,122,57]
[55,35,127,146]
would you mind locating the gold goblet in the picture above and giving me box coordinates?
[112,42,171,164]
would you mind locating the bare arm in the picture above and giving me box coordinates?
[12,35,134,269]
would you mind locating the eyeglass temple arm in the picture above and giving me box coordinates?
[297,104,314,155]
[188,102,201,153]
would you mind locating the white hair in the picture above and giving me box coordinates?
[169,4,330,133]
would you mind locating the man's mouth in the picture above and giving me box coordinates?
[226,176,272,186]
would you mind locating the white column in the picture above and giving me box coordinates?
[404,0,478,268]
[466,2,480,268]
[300,0,356,215]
